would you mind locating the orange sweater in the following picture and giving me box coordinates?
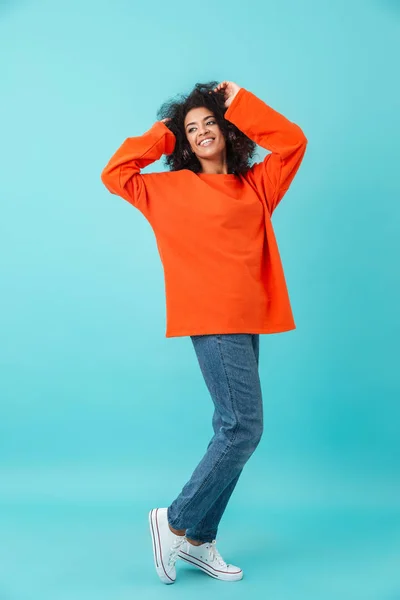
[101,87,307,338]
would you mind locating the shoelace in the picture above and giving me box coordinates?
[208,539,228,567]
[168,535,186,567]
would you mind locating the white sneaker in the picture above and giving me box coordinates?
[148,508,186,584]
[178,538,243,581]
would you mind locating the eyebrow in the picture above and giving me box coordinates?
[185,115,215,129]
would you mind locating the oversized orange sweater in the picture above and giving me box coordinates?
[101,87,307,338]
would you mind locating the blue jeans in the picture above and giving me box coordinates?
[167,333,263,543]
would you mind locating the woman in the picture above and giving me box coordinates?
[101,80,307,584]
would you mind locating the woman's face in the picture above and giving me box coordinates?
[184,106,226,159]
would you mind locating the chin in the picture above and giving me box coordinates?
[196,148,221,158]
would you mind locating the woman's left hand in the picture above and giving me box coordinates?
[212,81,241,108]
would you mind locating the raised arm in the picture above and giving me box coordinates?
[224,87,307,216]
[100,121,176,213]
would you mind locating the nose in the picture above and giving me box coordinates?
[198,124,210,135]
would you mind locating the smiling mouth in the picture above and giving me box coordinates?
[198,138,215,147]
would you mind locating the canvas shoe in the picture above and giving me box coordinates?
[178,538,243,581]
[148,508,186,584]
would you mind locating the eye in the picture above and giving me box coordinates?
[188,119,216,133]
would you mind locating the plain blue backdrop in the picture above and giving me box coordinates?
[1,0,399,598]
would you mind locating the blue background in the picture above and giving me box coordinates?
[1,0,399,598]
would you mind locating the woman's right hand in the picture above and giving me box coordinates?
[160,117,171,124]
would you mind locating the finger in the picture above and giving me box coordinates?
[214,81,227,91]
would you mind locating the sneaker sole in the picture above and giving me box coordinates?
[178,551,243,581]
[148,508,176,584]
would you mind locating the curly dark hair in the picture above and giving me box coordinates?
[156,81,257,176]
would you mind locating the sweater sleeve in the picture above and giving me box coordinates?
[224,87,308,216]
[100,121,176,214]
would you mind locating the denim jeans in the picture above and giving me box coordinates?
[167,333,263,543]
